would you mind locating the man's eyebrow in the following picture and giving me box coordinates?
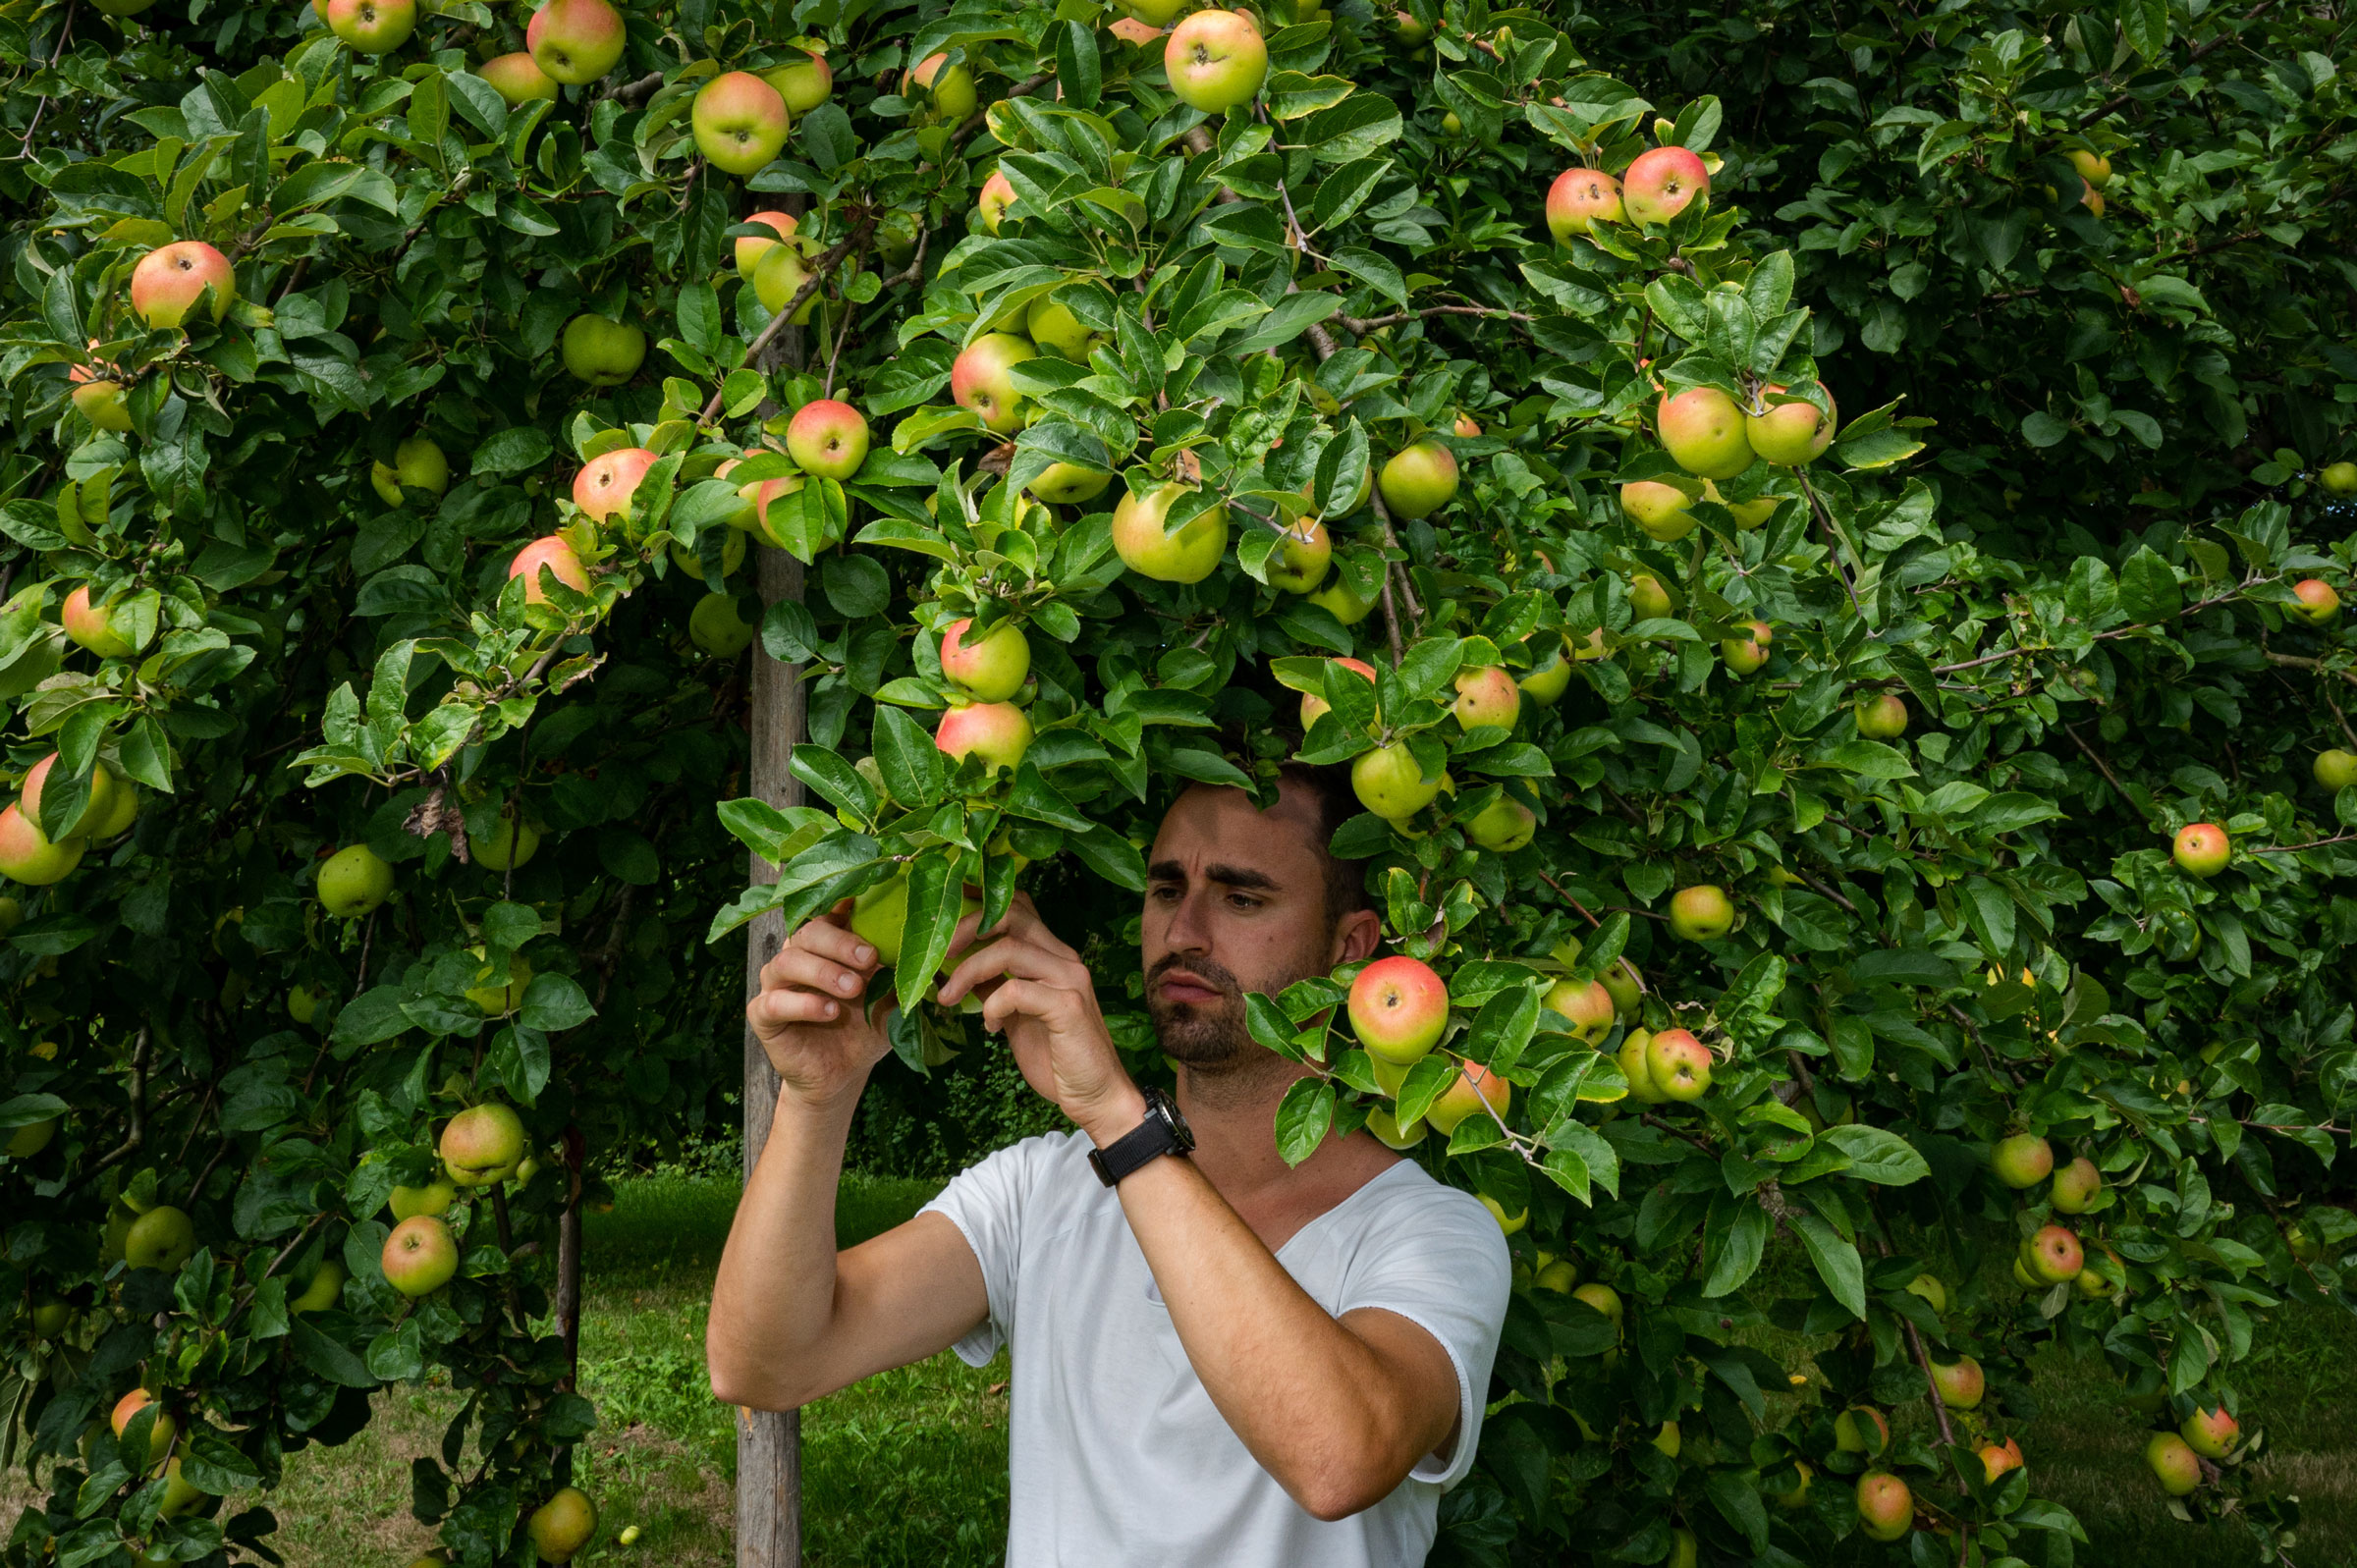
[1147,859,1283,892]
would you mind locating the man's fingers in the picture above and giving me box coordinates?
[749,987,848,1029]
[761,947,870,1001]
[979,977,1064,1036]
[792,912,878,971]
[937,936,1092,1007]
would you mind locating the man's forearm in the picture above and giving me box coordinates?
[706,1085,862,1407]
[1103,1122,1450,1520]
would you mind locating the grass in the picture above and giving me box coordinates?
[10,1173,2351,1566]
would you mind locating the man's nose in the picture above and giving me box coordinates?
[1161,883,1215,954]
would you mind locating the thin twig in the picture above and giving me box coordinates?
[1338,303,1534,334]
[2079,0,2281,125]
[2063,722,2140,813]
[698,217,875,426]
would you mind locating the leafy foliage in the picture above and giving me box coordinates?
[3,0,2354,1562]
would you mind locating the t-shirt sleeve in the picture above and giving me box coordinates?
[917,1133,1058,1367]
[1338,1182,1513,1490]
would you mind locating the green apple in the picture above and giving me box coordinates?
[733,210,797,282]
[560,314,647,386]
[1657,387,1752,478]
[381,1215,459,1296]
[474,816,541,872]
[1112,484,1229,582]
[1990,1131,2053,1187]
[1745,383,1836,465]
[370,437,449,507]
[441,1102,527,1186]
[528,1487,600,1564]
[692,71,790,176]
[1306,569,1378,624]
[1540,978,1614,1045]
[1350,741,1443,819]
[935,701,1033,774]
[1451,666,1520,730]
[390,1178,457,1220]
[477,51,558,106]
[1264,522,1332,593]
[1378,440,1459,519]
[2145,1432,2202,1495]
[1721,619,1772,675]
[1854,692,1908,738]
[762,50,833,113]
[325,0,415,53]
[2180,1404,2239,1459]
[2315,749,2357,791]
[2320,460,2357,496]
[950,332,1036,432]
[290,1259,345,1315]
[905,52,977,120]
[528,0,627,85]
[124,1206,196,1271]
[1164,9,1268,113]
[1667,885,1732,942]
[1026,296,1098,360]
[2050,1156,2101,1213]
[939,618,1031,702]
[316,844,394,918]
[1619,479,1696,542]
[1465,795,1536,852]
[1644,1027,1712,1100]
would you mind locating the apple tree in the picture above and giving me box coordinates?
[2,0,2355,1563]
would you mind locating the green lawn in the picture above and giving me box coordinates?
[12,1173,2350,1566]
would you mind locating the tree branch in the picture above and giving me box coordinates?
[698,216,875,426]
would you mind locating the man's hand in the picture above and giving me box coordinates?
[937,892,1143,1142]
[746,898,896,1108]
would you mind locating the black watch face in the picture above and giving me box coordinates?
[1153,1089,1195,1151]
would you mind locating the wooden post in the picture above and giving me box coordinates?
[739,541,806,1567]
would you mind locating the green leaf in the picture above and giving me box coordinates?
[1701,1196,1769,1296]
[518,973,594,1032]
[1274,1078,1335,1166]
[872,705,946,809]
[470,425,553,476]
[1815,1124,1931,1184]
[2117,545,2184,622]
[1790,1213,1866,1319]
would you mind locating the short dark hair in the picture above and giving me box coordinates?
[1277,762,1368,919]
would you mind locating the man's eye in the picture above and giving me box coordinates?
[1150,885,1180,902]
[1228,893,1261,910]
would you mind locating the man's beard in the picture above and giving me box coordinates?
[1146,950,1313,1082]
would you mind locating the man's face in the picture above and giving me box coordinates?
[1141,781,1375,1071]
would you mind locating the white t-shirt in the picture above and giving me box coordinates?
[919,1129,1512,1568]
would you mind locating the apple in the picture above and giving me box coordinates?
[1299,656,1376,728]
[1164,10,1267,113]
[1026,296,1098,360]
[1541,978,1614,1046]
[154,1456,207,1519]
[326,0,415,53]
[1710,480,1781,529]
[950,332,1036,433]
[940,618,1031,703]
[1722,620,1773,676]
[1977,1436,2025,1485]
[905,53,977,121]
[1546,167,1622,241]
[1517,646,1571,705]
[1300,466,1372,518]
[1622,144,1709,225]
[112,1391,178,1470]
[1465,795,1536,853]
[567,449,656,527]
[1112,484,1229,582]
[1929,1355,1984,1410]
[1645,1028,1712,1101]
[2321,461,2357,495]
[1451,666,1520,731]
[382,1215,459,1296]
[286,985,322,1026]
[786,399,869,480]
[2287,577,2340,624]
[1264,522,1332,593]
[442,1102,527,1186]
[2022,1223,2084,1283]
[1668,885,1733,942]
[1618,479,1696,542]
[936,701,1033,774]
[316,844,393,917]
[7,1115,57,1158]
[478,51,558,106]
[1351,742,1444,820]
[2180,1404,2238,1458]
[29,1299,69,1337]
[390,1178,457,1221]
[465,949,533,1015]
[2011,1256,2041,1288]
[1658,388,1753,479]
[1836,1405,1891,1456]
[1572,1281,1622,1333]
[1855,1472,1913,1541]
[529,1487,600,1564]
[370,436,450,507]
[1652,1420,1681,1459]
[976,170,1017,235]
[1617,1030,1666,1103]
[1854,692,1908,738]
[22,753,116,840]
[1027,462,1113,506]
[1596,961,1642,1021]
[509,537,592,606]
[1769,1459,1812,1509]
[1745,384,1836,466]
[63,586,138,659]
[762,50,832,114]
[1378,440,1459,519]
[2145,1432,2202,1495]
[1629,573,1674,621]
[734,211,798,282]
[2076,1246,2123,1297]
[561,314,646,386]
[1363,1105,1425,1148]
[1425,1057,1508,1135]
[1453,411,1481,437]
[70,364,134,431]
[2051,1156,2101,1213]
[1306,570,1378,625]
[1348,955,1449,1064]
[124,1206,196,1271]
[691,71,790,177]
[2067,147,2111,187]
[131,243,236,330]
[1476,1194,1526,1235]
[529,0,627,84]
[290,1259,345,1315]
[2172,822,2229,877]
[1905,1273,1946,1314]
[1990,1131,2054,1188]
[848,873,985,966]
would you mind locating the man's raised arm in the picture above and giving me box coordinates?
[706,902,989,1411]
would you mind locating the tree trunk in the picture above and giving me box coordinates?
[739,537,807,1567]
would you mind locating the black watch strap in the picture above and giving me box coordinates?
[1088,1087,1192,1187]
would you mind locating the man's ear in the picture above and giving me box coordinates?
[1334,906,1382,966]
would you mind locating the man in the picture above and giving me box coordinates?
[709,767,1511,1565]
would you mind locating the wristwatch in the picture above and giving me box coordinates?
[1088,1086,1194,1187]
